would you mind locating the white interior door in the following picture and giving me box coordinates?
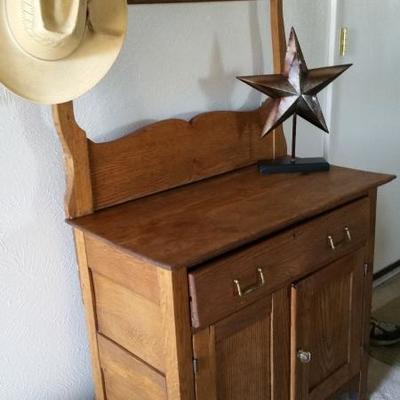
[329,0,400,272]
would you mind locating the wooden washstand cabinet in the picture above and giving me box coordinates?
[54,100,394,400]
[53,3,395,399]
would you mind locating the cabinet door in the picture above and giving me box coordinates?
[193,288,290,400]
[291,248,365,400]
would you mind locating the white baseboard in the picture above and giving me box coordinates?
[373,265,400,288]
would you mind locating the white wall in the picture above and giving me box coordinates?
[329,0,400,272]
[0,2,330,398]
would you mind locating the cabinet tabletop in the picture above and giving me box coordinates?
[69,165,394,270]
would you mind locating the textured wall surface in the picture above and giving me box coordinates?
[329,0,400,272]
[0,2,330,398]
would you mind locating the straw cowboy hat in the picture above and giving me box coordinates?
[0,0,127,104]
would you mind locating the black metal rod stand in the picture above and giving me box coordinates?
[291,113,297,162]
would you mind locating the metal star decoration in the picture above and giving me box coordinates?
[238,27,352,138]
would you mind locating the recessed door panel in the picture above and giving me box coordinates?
[193,288,290,400]
[292,249,365,399]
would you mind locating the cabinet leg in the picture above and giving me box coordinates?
[358,354,369,400]
[357,189,378,400]
[74,231,106,400]
[159,269,196,400]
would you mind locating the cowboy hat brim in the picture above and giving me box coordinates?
[0,0,127,104]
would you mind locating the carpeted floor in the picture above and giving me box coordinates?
[368,357,400,399]
[368,275,400,399]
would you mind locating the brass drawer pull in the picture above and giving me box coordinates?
[234,268,265,298]
[297,350,312,364]
[327,226,352,251]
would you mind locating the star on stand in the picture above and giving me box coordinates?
[237,27,352,174]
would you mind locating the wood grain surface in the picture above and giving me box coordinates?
[89,110,286,210]
[98,334,167,400]
[215,306,272,400]
[93,273,165,372]
[52,102,94,218]
[292,249,365,399]
[53,102,286,218]
[158,269,196,400]
[73,231,105,400]
[265,0,287,157]
[193,297,273,400]
[86,236,160,304]
[270,0,287,73]
[192,327,218,400]
[189,197,370,329]
[271,287,291,400]
[70,166,394,270]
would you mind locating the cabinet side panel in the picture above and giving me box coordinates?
[98,334,167,400]
[92,272,165,372]
[75,231,105,400]
[85,235,160,304]
[158,269,195,400]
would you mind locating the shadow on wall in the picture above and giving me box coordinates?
[199,2,264,112]
[94,119,158,143]
[199,36,239,110]
[95,0,268,146]
[75,2,273,145]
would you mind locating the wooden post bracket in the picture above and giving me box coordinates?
[52,102,93,219]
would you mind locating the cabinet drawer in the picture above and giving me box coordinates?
[189,197,370,329]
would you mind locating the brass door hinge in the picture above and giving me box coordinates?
[340,27,348,56]
[364,263,369,277]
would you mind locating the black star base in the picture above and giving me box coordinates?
[258,156,330,175]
